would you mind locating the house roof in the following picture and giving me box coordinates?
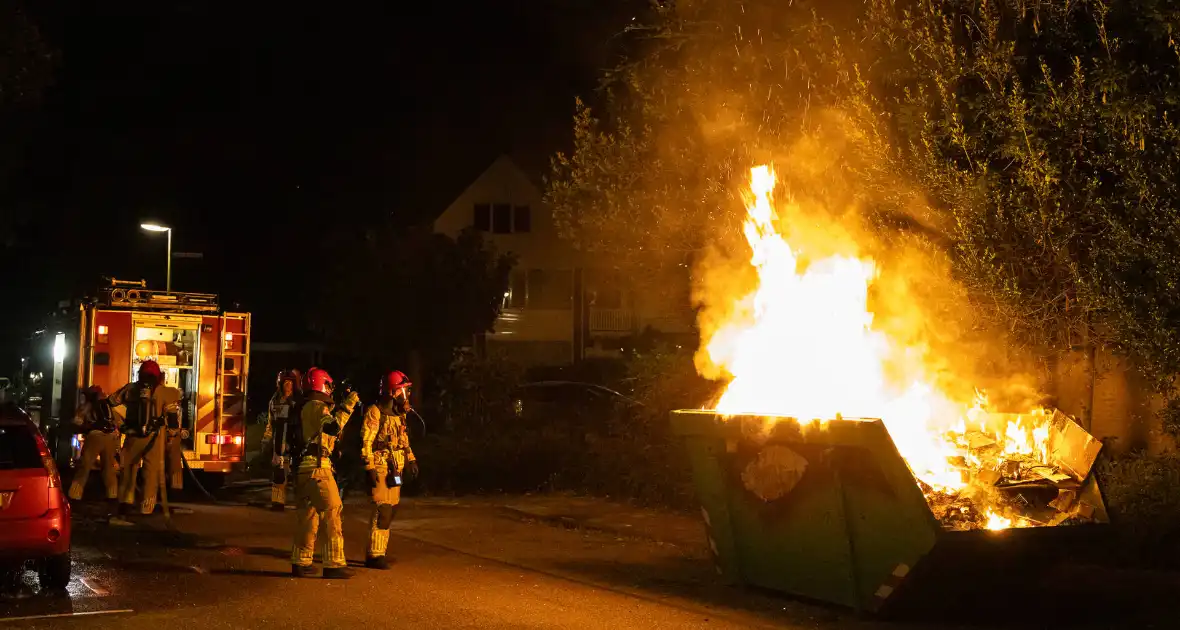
[427,152,548,225]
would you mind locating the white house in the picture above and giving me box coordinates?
[433,155,691,366]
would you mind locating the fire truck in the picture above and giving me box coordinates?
[23,278,252,483]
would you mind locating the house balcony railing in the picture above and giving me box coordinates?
[589,308,633,333]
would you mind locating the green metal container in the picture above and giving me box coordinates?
[670,410,1108,613]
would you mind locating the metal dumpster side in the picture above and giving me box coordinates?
[671,410,942,611]
[672,409,1112,614]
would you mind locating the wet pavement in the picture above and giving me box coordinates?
[4,483,1180,628]
[0,484,838,629]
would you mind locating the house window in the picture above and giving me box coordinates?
[526,269,572,309]
[475,202,533,234]
[492,204,512,234]
[513,206,531,232]
[507,271,527,308]
[473,203,491,231]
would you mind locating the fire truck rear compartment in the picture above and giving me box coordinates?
[132,322,200,448]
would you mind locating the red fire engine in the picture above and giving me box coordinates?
[25,278,251,482]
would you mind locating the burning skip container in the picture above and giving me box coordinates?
[670,409,1109,613]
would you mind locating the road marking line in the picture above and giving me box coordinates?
[80,578,109,596]
[0,609,133,622]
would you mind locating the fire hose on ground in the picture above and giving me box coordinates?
[181,452,220,502]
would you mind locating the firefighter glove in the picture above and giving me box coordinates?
[404,460,419,480]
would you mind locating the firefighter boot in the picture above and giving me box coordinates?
[322,566,354,579]
[109,502,136,527]
[291,564,318,578]
[364,555,389,570]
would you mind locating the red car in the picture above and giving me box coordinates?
[0,406,71,590]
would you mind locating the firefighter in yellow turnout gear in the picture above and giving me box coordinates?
[262,370,300,510]
[107,360,182,525]
[68,386,120,503]
[289,367,360,579]
[361,370,419,569]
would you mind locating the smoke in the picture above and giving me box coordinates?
[688,114,1048,416]
[568,0,1050,413]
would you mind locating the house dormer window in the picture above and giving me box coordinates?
[474,203,531,233]
[492,204,512,233]
[473,204,492,231]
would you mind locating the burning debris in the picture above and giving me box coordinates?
[694,166,1106,531]
[924,408,1104,530]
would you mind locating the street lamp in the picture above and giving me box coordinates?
[140,223,173,292]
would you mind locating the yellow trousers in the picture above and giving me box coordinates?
[119,432,166,514]
[290,468,346,569]
[68,430,119,500]
[366,456,404,558]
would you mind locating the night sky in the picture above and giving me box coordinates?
[1,1,643,368]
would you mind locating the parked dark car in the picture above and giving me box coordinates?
[511,381,642,434]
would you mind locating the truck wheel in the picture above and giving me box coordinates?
[38,553,71,591]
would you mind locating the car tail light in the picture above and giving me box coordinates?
[44,456,61,488]
[204,434,244,446]
[35,432,61,488]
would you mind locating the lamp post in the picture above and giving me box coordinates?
[140,223,173,292]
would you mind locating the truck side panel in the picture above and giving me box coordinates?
[218,314,249,462]
[92,311,132,395]
[196,316,221,460]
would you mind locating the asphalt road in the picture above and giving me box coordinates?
[5,484,1180,629]
[0,486,838,630]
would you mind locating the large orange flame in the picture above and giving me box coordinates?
[698,166,1054,528]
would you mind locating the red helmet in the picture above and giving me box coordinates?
[139,360,162,383]
[304,367,333,395]
[379,371,412,397]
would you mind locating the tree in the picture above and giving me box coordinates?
[828,0,1180,412]
[546,0,1180,412]
[311,224,515,371]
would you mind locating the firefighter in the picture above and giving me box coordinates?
[67,385,120,504]
[289,367,360,578]
[108,360,182,525]
[360,370,419,569]
[165,424,187,493]
[262,370,299,510]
